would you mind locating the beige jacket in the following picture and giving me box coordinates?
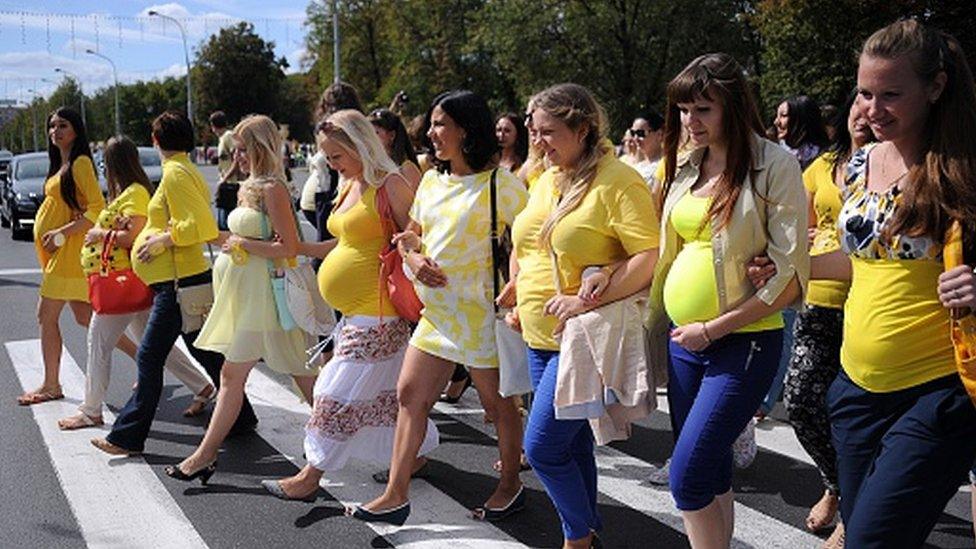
[554,293,662,445]
[646,134,809,365]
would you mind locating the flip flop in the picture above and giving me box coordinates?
[17,389,65,406]
[57,413,104,431]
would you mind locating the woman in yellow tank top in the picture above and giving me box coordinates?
[261,109,437,502]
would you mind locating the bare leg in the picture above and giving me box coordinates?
[34,297,67,394]
[363,345,453,511]
[563,533,595,549]
[292,374,317,405]
[469,368,523,508]
[716,490,734,545]
[682,497,729,549]
[178,360,257,473]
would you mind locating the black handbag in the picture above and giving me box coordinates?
[215,181,240,211]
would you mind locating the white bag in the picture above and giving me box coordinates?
[285,259,336,336]
[496,310,533,397]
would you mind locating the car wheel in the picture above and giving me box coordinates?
[10,208,30,241]
[0,205,9,228]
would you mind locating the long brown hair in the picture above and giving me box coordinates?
[103,136,153,201]
[534,83,611,247]
[661,53,765,229]
[46,107,92,212]
[864,20,976,257]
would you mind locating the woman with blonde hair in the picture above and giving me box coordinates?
[261,109,438,501]
[164,114,318,483]
[513,83,659,548]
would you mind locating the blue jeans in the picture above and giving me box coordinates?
[523,348,601,540]
[760,308,794,414]
[215,207,231,231]
[106,275,258,452]
[828,370,976,547]
[668,329,783,511]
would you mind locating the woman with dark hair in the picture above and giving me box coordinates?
[627,111,665,183]
[92,110,258,456]
[18,107,105,405]
[368,107,421,188]
[57,136,214,430]
[495,112,529,174]
[780,89,874,543]
[774,95,830,169]
[350,90,528,526]
[314,81,365,243]
[652,53,807,546]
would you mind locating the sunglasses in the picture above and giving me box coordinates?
[628,128,646,138]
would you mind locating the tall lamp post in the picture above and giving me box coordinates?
[332,0,340,83]
[54,68,86,129]
[148,11,193,125]
[25,88,40,152]
[86,49,121,136]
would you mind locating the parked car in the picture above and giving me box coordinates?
[138,147,163,187]
[0,152,48,239]
[0,149,13,181]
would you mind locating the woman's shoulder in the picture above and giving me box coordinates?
[71,154,95,173]
[593,155,648,194]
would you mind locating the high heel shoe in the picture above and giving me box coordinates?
[439,375,472,404]
[183,385,216,417]
[471,485,525,522]
[165,460,217,485]
[346,501,411,526]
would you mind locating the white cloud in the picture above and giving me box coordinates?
[284,47,310,74]
[153,63,188,80]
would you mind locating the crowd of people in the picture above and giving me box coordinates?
[16,19,976,549]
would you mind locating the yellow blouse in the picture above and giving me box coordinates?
[319,183,397,317]
[34,155,105,301]
[131,153,218,285]
[516,154,659,350]
[82,184,150,275]
[803,154,850,309]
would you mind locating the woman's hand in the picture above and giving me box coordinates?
[113,215,133,231]
[392,230,421,255]
[807,227,818,247]
[496,277,517,308]
[746,255,777,289]
[671,322,712,352]
[40,230,62,253]
[84,227,108,246]
[938,265,976,316]
[544,294,593,334]
[578,270,611,305]
[135,233,171,263]
[404,252,448,287]
[504,309,522,333]
[221,234,245,254]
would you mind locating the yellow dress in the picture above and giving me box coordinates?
[34,155,105,301]
[409,168,528,368]
[80,184,150,276]
[194,206,314,376]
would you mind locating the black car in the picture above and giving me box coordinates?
[1,152,48,240]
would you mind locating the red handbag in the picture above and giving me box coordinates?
[88,230,154,315]
[376,183,423,323]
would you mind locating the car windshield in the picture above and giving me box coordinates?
[15,158,50,179]
[139,150,161,167]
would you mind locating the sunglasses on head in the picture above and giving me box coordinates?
[628,128,646,138]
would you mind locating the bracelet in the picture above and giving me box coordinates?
[700,321,713,345]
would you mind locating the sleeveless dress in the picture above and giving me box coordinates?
[304,182,437,472]
[194,206,314,376]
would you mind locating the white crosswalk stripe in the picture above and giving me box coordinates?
[10,337,955,548]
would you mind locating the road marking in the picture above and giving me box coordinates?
[244,366,527,549]
[0,268,42,276]
[5,339,208,549]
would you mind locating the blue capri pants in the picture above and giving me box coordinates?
[668,329,783,511]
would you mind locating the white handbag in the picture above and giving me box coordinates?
[285,258,336,336]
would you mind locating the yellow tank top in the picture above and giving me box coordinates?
[319,184,397,317]
[663,192,782,332]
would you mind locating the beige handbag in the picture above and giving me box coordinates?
[172,246,214,333]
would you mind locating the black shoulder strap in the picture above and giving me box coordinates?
[489,168,500,313]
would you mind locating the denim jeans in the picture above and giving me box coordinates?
[106,276,258,452]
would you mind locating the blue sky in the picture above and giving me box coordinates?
[0,1,314,105]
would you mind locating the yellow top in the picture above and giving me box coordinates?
[82,184,150,275]
[131,153,219,285]
[34,155,105,301]
[516,154,659,350]
[842,258,955,392]
[803,154,850,309]
[512,170,557,350]
[319,183,397,317]
[524,163,546,193]
[663,192,782,332]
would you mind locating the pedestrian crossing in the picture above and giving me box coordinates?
[7,338,973,548]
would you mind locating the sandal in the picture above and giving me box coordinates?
[91,438,140,457]
[493,453,531,473]
[58,412,104,431]
[17,387,64,406]
[471,485,525,522]
[183,385,216,417]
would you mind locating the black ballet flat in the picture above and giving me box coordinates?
[471,485,525,522]
[164,461,217,485]
[346,501,411,526]
[261,479,317,502]
[439,375,472,404]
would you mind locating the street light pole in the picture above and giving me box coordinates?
[332,0,340,83]
[25,88,39,152]
[148,11,193,125]
[55,68,86,129]
[86,49,121,136]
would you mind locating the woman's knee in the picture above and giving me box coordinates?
[397,380,436,412]
[219,364,250,390]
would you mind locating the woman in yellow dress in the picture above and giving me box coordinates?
[165,114,318,482]
[19,107,106,406]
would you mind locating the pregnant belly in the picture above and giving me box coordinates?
[663,243,720,326]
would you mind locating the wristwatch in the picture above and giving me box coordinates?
[52,232,66,248]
